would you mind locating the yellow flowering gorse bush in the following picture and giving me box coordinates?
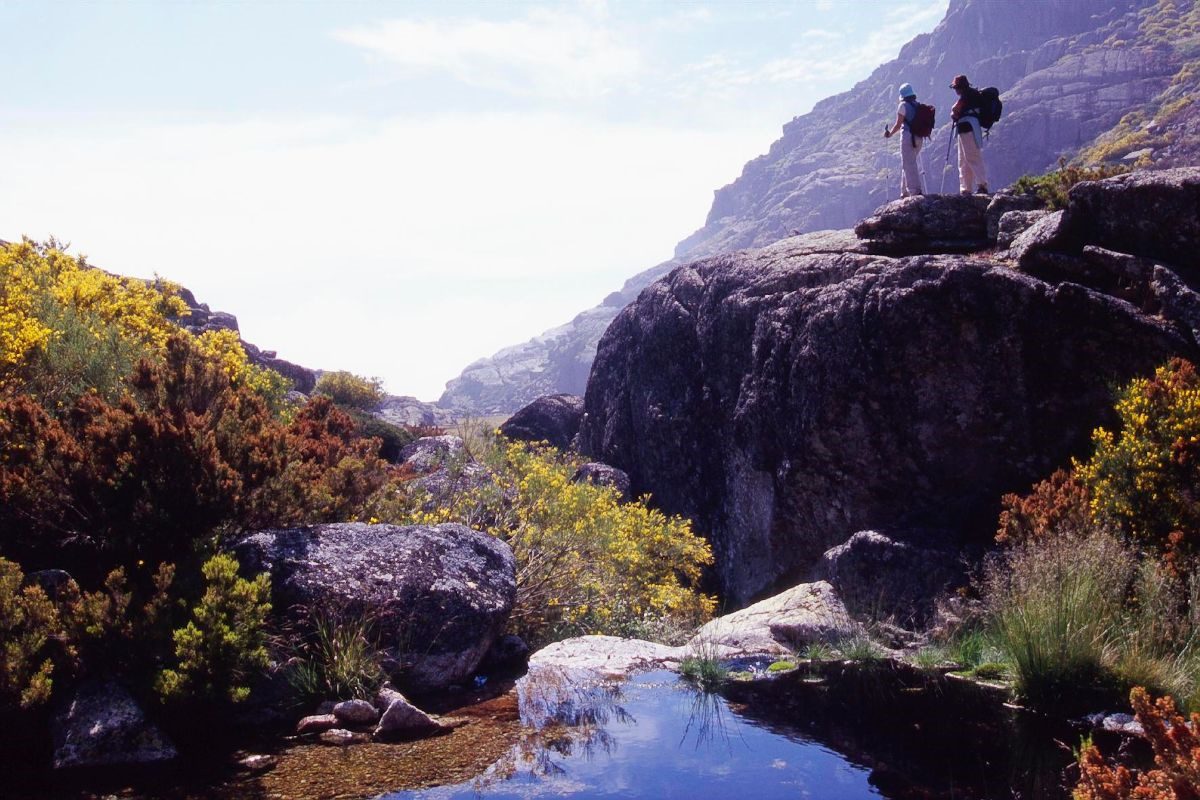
[372,437,715,645]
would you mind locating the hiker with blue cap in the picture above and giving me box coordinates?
[883,82,927,197]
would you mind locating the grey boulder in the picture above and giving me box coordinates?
[499,394,585,450]
[52,681,177,769]
[234,522,516,691]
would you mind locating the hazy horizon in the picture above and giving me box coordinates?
[1,0,950,401]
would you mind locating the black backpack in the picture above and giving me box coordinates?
[977,87,1003,131]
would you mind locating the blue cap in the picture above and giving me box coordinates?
[898,83,916,99]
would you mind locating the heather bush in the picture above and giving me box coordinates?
[156,554,271,705]
[0,558,63,711]
[996,468,1091,545]
[1075,687,1200,799]
[314,370,384,411]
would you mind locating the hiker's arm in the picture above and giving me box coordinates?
[884,111,905,138]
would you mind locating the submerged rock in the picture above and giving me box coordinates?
[689,582,858,657]
[318,728,358,746]
[234,523,516,691]
[499,394,585,450]
[333,699,378,727]
[296,714,339,735]
[52,681,177,769]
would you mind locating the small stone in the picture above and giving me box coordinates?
[238,754,276,772]
[319,728,356,746]
[333,699,378,727]
[374,692,445,740]
[296,714,339,735]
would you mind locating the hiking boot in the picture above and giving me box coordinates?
[976,184,990,195]
[961,190,974,196]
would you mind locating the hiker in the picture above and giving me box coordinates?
[950,74,989,195]
[883,83,924,197]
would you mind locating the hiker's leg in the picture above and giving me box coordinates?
[901,135,921,196]
[961,132,988,191]
[913,138,925,194]
[957,133,974,193]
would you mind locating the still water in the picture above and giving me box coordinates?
[388,669,883,800]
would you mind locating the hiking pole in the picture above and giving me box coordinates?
[940,124,954,195]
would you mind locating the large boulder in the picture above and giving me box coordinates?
[854,194,992,255]
[570,462,632,501]
[1060,168,1200,273]
[688,582,858,657]
[499,394,585,450]
[234,523,516,691]
[581,241,1197,604]
[528,635,683,677]
[52,681,177,769]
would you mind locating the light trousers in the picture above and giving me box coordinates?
[901,133,924,196]
[957,130,988,192]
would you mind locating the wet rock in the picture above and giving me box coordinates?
[374,688,447,740]
[821,531,962,626]
[238,753,277,772]
[854,194,992,255]
[319,728,357,746]
[986,193,1046,242]
[580,245,1195,603]
[690,582,858,657]
[234,523,516,691]
[529,635,684,678]
[333,699,378,727]
[499,394,585,450]
[996,210,1051,249]
[570,462,632,501]
[296,714,339,735]
[52,681,177,769]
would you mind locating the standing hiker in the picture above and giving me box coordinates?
[883,82,927,197]
[950,74,989,195]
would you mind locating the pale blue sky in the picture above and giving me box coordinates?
[1,0,949,399]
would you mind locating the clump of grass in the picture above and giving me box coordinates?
[1010,158,1130,209]
[836,635,883,662]
[801,642,836,662]
[912,647,944,669]
[678,639,728,692]
[286,609,387,704]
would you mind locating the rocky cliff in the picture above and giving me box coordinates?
[440,0,1200,415]
[580,168,1200,606]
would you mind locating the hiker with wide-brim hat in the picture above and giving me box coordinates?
[883,82,924,197]
[950,74,989,195]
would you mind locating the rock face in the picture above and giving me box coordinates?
[440,0,1200,415]
[234,523,516,691]
[821,531,961,626]
[498,394,585,450]
[580,195,1198,604]
[52,681,177,769]
[689,582,858,657]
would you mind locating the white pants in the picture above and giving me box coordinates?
[957,130,988,192]
[901,133,923,196]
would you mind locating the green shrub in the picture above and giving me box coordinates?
[0,558,63,710]
[348,410,415,463]
[285,609,386,704]
[1011,159,1130,210]
[156,554,271,705]
[679,639,728,693]
[314,371,384,412]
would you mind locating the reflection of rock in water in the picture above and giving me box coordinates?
[725,661,1075,799]
[468,664,635,789]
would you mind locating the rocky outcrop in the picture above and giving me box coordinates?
[581,182,1199,603]
[52,681,177,769]
[821,531,962,626]
[688,582,858,657]
[234,523,516,691]
[498,394,585,450]
[373,394,453,428]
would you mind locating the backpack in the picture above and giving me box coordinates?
[910,101,936,138]
[977,87,1003,131]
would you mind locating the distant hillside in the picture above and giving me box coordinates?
[439,0,1200,415]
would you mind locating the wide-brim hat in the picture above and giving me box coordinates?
[950,74,970,89]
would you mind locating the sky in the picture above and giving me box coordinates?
[0,0,950,401]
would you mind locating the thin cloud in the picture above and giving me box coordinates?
[333,9,642,100]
